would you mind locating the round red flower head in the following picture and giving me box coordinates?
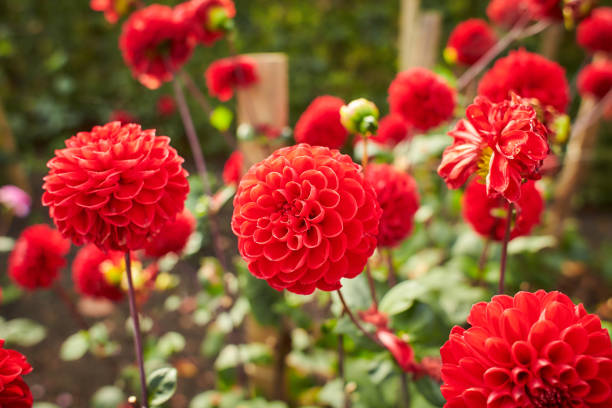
[174,0,236,46]
[222,150,244,186]
[388,68,456,132]
[119,4,195,89]
[144,208,196,258]
[0,340,33,408]
[294,96,348,149]
[445,19,497,66]
[578,61,612,101]
[156,95,176,117]
[42,121,189,252]
[366,164,419,248]
[205,56,258,102]
[463,178,543,241]
[577,7,612,54]
[438,93,549,203]
[91,0,133,24]
[370,114,413,147]
[487,0,530,29]
[8,224,70,290]
[478,49,570,113]
[231,143,381,295]
[441,290,612,407]
[525,0,563,19]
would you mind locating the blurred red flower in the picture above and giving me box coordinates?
[445,19,497,66]
[487,0,530,29]
[366,163,419,248]
[438,94,549,202]
[377,329,416,373]
[577,7,612,54]
[144,208,196,258]
[72,244,125,302]
[0,340,32,408]
[231,144,381,295]
[119,4,195,89]
[109,109,137,125]
[441,290,612,407]
[90,0,132,24]
[525,0,563,19]
[463,178,543,241]
[222,151,244,185]
[578,61,612,100]
[8,224,69,290]
[294,96,348,149]
[175,0,236,46]
[156,95,176,117]
[42,122,189,252]
[478,49,570,113]
[388,68,456,132]
[205,56,258,101]
[370,114,413,147]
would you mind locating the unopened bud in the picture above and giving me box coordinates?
[207,7,234,32]
[340,98,379,135]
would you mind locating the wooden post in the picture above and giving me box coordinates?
[399,0,442,71]
[0,99,29,193]
[539,23,564,60]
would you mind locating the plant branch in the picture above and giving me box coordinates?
[336,289,382,346]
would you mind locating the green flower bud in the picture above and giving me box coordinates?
[340,98,379,135]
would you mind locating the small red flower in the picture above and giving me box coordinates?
[578,61,612,100]
[525,0,563,20]
[487,0,530,29]
[90,0,132,24]
[388,68,456,132]
[441,290,612,407]
[445,19,497,66]
[0,340,33,408]
[156,95,176,117]
[174,0,236,46]
[478,49,570,113]
[72,244,125,302]
[144,209,196,258]
[294,96,348,149]
[366,164,419,248]
[222,151,244,185]
[438,94,549,202]
[109,110,137,125]
[463,178,544,241]
[8,225,70,290]
[205,56,258,102]
[42,122,190,252]
[577,7,612,54]
[119,4,195,89]
[377,329,416,373]
[231,144,381,295]
[370,114,413,147]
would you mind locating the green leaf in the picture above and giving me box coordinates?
[0,318,46,347]
[215,343,271,371]
[209,106,233,132]
[33,403,61,408]
[147,367,178,407]
[60,331,89,361]
[379,280,427,316]
[415,376,446,407]
[318,378,345,408]
[91,386,125,408]
[157,332,186,358]
[508,235,556,254]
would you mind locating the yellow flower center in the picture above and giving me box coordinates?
[476,146,493,180]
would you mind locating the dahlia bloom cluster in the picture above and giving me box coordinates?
[222,151,244,186]
[578,61,612,101]
[294,96,348,149]
[231,144,381,295]
[445,19,497,66]
[174,0,236,46]
[8,224,70,290]
[205,56,259,101]
[487,0,530,29]
[370,114,413,147]
[441,290,612,407]
[577,7,612,54]
[388,68,456,132]
[0,341,32,407]
[144,208,196,258]
[438,94,549,202]
[42,121,189,252]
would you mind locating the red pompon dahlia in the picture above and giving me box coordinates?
[72,244,125,302]
[0,340,33,408]
[370,114,413,147]
[205,56,258,102]
[294,96,348,149]
[366,164,419,248]
[577,8,612,54]
[231,143,381,295]
[441,290,612,407]
[445,19,497,66]
[174,0,236,46]
[578,61,612,101]
[463,178,543,241]
[119,4,195,89]
[525,0,563,19]
[478,49,570,113]
[222,151,244,185]
[388,68,456,132]
[438,94,549,202]
[42,121,190,252]
[156,95,176,117]
[144,209,196,258]
[487,0,530,29]
[8,225,70,290]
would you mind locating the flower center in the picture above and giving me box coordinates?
[529,387,571,408]
[476,146,493,179]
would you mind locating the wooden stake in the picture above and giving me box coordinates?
[398,0,442,70]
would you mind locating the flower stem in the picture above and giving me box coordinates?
[53,284,88,330]
[498,203,514,294]
[361,135,368,169]
[476,239,491,284]
[125,252,148,408]
[400,371,411,408]
[336,289,382,346]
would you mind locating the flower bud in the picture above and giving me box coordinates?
[207,6,235,32]
[340,98,379,135]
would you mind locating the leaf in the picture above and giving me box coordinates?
[157,332,186,358]
[214,343,271,371]
[0,318,46,347]
[147,367,178,407]
[508,235,556,254]
[91,386,125,408]
[414,376,446,407]
[379,280,427,316]
[60,331,89,361]
[335,274,371,313]
[318,378,345,408]
[32,403,61,408]
[209,106,233,132]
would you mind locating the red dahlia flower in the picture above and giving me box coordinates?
[388,68,456,132]
[441,290,612,407]
[8,225,70,290]
[231,143,381,295]
[144,209,196,258]
[205,56,258,102]
[294,96,348,149]
[525,0,563,19]
[156,95,176,117]
[174,0,236,46]
[487,0,530,29]
[370,114,413,147]
[463,178,543,241]
[577,7,612,54]
[90,0,131,24]
[366,164,419,248]
[42,121,189,252]
[478,49,570,113]
[438,94,549,202]
[445,19,497,66]
[72,244,125,302]
[0,340,33,408]
[119,4,195,89]
[222,151,244,185]
[578,61,612,101]
[377,329,416,373]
